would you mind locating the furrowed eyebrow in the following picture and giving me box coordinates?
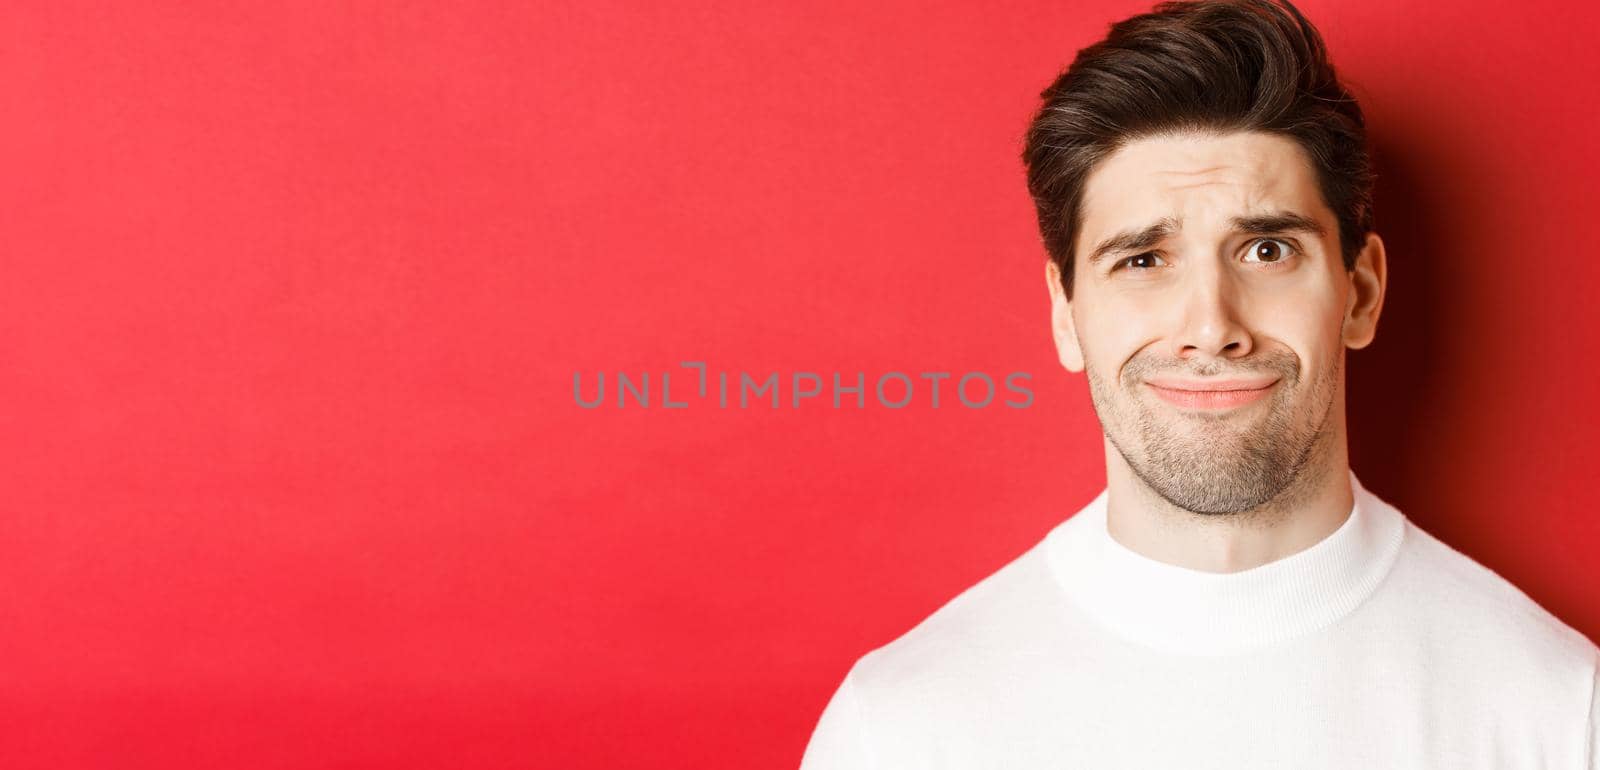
[1086,217,1180,266]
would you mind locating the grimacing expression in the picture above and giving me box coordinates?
[1046,130,1376,515]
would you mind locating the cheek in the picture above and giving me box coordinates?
[1077,304,1159,387]
[1255,272,1345,329]
[1255,292,1344,380]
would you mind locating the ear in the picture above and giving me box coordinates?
[1046,260,1085,372]
[1342,231,1388,350]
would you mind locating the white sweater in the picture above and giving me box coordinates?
[800,471,1600,769]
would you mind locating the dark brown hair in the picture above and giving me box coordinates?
[1022,0,1374,299]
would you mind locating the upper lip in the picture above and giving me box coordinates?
[1145,376,1279,392]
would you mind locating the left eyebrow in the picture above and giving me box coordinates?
[1231,211,1327,238]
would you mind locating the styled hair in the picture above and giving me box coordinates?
[1021,0,1374,299]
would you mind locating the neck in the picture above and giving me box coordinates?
[1102,425,1353,574]
[1044,464,1406,656]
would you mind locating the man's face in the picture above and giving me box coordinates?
[1046,130,1382,515]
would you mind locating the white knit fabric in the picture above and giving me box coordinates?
[800,471,1600,769]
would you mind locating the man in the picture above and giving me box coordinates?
[799,0,1600,767]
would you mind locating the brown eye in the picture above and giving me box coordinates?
[1245,238,1293,264]
[1116,252,1166,271]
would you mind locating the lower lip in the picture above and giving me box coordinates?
[1147,382,1276,410]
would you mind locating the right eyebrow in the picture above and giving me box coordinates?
[1085,216,1181,267]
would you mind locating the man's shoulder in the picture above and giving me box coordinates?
[1394,518,1598,666]
[848,534,1072,696]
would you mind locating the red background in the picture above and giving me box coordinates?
[4,1,1598,767]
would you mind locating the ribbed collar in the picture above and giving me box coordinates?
[1045,470,1407,657]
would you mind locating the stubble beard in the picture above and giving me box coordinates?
[1084,347,1341,516]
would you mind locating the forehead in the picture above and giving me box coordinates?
[1077,130,1330,246]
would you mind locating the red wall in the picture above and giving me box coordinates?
[4,1,1597,767]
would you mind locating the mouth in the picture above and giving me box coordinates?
[1144,378,1279,411]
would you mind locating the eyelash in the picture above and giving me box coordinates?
[1111,238,1299,272]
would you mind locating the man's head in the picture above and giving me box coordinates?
[1022,0,1387,515]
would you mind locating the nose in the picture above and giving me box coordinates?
[1170,258,1254,363]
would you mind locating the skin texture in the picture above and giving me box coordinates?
[1046,130,1388,573]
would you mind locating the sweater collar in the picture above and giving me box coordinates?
[1045,469,1406,657]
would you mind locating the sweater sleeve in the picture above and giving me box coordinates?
[1589,655,1599,770]
[799,669,876,770]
